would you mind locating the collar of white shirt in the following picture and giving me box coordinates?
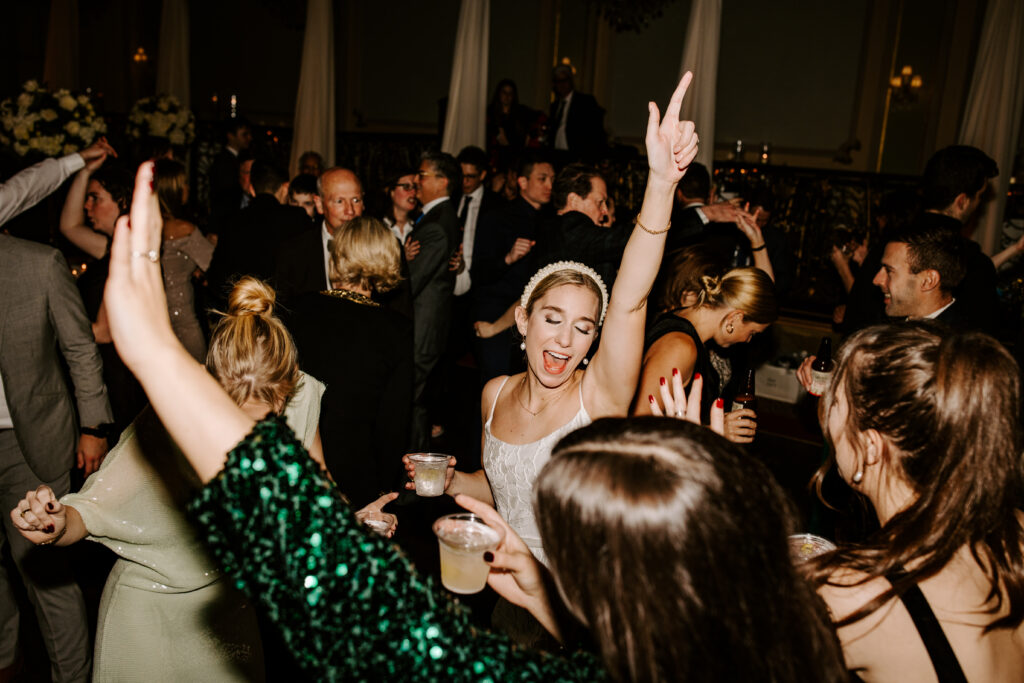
[922,298,956,320]
[419,195,449,219]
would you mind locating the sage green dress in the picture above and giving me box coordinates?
[63,373,325,682]
[187,416,608,681]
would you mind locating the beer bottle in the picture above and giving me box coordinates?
[731,368,757,413]
[809,337,834,397]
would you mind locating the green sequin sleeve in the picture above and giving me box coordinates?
[188,416,606,682]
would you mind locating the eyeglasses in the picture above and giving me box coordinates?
[394,183,416,191]
[417,171,443,179]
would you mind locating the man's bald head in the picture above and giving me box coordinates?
[315,168,365,235]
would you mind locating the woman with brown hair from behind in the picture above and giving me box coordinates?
[812,322,1024,682]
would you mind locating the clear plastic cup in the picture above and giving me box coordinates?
[788,533,837,563]
[357,510,393,536]
[408,453,450,497]
[432,513,504,594]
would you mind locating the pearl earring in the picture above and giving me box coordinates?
[852,470,864,484]
[520,341,526,351]
[582,358,589,366]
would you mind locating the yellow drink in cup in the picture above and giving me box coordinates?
[408,453,450,496]
[432,513,504,594]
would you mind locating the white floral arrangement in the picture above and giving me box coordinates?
[0,80,107,157]
[126,93,195,146]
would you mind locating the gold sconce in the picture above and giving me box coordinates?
[132,47,148,64]
[889,65,922,104]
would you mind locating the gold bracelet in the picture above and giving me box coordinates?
[37,524,68,546]
[635,217,671,235]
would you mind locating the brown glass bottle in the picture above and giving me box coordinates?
[809,337,834,397]
[731,369,757,412]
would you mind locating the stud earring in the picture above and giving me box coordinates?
[582,358,589,366]
[726,323,734,334]
[520,341,526,351]
[852,470,864,484]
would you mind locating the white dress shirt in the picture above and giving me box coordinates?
[321,221,333,289]
[455,185,485,296]
[554,91,574,151]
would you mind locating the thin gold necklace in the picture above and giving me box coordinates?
[515,375,575,417]
[321,288,380,307]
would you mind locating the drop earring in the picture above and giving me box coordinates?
[520,341,526,351]
[852,470,864,484]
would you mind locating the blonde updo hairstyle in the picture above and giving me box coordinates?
[691,267,778,325]
[660,246,729,312]
[329,216,402,293]
[206,277,300,411]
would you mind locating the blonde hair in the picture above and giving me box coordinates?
[692,267,778,324]
[329,216,402,293]
[523,268,605,322]
[206,277,300,410]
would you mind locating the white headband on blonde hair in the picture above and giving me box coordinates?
[520,260,609,326]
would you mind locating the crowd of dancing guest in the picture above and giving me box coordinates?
[2,64,1024,683]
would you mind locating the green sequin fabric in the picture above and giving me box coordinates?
[188,416,606,682]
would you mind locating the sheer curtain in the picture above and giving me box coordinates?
[959,0,1024,254]
[44,0,79,91]
[290,0,336,176]
[678,0,721,170]
[441,0,490,154]
[156,0,190,107]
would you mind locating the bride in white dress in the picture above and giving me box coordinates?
[405,75,700,570]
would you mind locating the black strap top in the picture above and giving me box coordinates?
[644,312,720,422]
[886,569,968,683]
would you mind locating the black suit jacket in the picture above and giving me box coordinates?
[535,211,629,291]
[208,149,242,226]
[274,225,328,306]
[549,91,606,158]
[471,197,543,320]
[408,199,458,361]
[206,194,314,306]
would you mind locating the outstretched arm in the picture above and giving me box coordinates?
[585,73,699,417]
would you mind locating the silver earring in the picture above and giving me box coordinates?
[582,358,589,366]
[852,470,863,484]
[520,341,526,351]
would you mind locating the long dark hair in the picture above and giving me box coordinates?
[536,418,847,682]
[811,323,1024,631]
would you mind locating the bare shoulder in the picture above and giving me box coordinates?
[817,566,891,622]
[481,374,513,419]
[646,330,697,362]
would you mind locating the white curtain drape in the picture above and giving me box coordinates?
[958,0,1024,255]
[44,0,79,91]
[156,0,190,107]
[441,0,490,154]
[290,0,335,176]
[678,0,721,170]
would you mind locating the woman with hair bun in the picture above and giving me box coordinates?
[10,276,395,681]
[632,256,777,443]
[811,322,1024,682]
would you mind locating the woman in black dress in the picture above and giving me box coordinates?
[284,216,413,508]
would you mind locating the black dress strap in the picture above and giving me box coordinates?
[886,569,968,683]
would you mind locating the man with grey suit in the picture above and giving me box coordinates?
[0,147,113,681]
[409,152,460,449]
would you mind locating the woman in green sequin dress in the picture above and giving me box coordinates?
[61,75,843,682]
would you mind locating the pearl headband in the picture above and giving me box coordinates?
[520,261,609,326]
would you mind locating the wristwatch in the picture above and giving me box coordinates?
[80,424,113,439]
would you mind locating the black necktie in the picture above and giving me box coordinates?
[458,195,471,230]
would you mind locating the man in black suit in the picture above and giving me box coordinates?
[471,152,555,382]
[409,152,460,449]
[549,65,606,162]
[844,145,999,335]
[535,162,628,291]
[872,221,970,327]
[206,160,313,307]
[207,118,252,228]
[274,167,365,303]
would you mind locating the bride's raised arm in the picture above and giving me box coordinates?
[585,72,699,417]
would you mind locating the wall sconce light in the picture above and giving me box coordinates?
[132,47,148,64]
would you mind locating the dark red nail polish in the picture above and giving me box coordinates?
[715,398,724,408]
[483,551,494,563]
[45,525,55,534]
[648,394,656,404]
[660,377,666,386]
[672,368,679,377]
[694,372,702,381]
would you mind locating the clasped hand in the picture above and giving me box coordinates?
[10,485,66,545]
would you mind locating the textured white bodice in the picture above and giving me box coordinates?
[481,376,591,563]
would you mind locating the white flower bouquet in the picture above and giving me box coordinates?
[126,94,195,146]
[0,80,107,157]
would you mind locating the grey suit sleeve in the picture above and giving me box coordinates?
[46,249,113,427]
[0,154,85,227]
[407,223,448,299]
